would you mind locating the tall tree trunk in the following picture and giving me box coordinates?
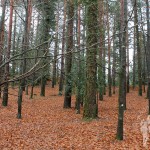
[21,0,30,91]
[30,15,39,99]
[40,1,51,97]
[52,4,59,88]
[25,0,32,95]
[11,12,17,88]
[139,3,147,93]
[59,0,66,95]
[106,1,112,97]
[83,0,98,119]
[112,18,116,95]
[126,28,130,93]
[145,0,150,114]
[134,0,142,96]
[17,0,32,118]
[98,0,104,100]
[2,0,14,106]
[132,26,136,89]
[0,0,6,98]
[76,0,81,114]
[63,0,74,108]
[117,0,127,140]
[103,41,106,95]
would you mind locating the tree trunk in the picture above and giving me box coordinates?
[126,28,130,93]
[145,0,150,114]
[40,1,51,96]
[134,0,142,96]
[132,25,136,89]
[52,4,59,88]
[106,0,112,97]
[63,0,74,108]
[117,0,127,140]
[59,0,66,95]
[11,12,17,88]
[17,84,23,119]
[76,1,81,114]
[83,0,98,119]
[0,0,6,98]
[2,0,14,106]
[112,18,116,95]
[98,0,104,100]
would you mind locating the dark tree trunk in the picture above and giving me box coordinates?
[134,0,142,96]
[132,26,136,90]
[112,19,116,95]
[40,1,51,96]
[103,43,106,95]
[11,12,17,88]
[106,1,112,97]
[30,16,39,99]
[0,0,6,98]
[52,4,59,88]
[63,0,74,108]
[139,3,147,94]
[83,0,98,119]
[117,0,127,140]
[59,0,66,95]
[17,84,23,119]
[76,2,81,114]
[145,0,150,114]
[126,29,130,93]
[2,0,14,106]
[98,0,104,100]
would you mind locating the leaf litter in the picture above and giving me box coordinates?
[0,85,149,149]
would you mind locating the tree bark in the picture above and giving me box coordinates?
[83,0,98,119]
[133,0,142,96]
[98,0,104,100]
[0,0,6,98]
[106,0,112,97]
[52,3,59,88]
[145,0,150,114]
[2,0,14,106]
[63,0,74,108]
[59,0,66,95]
[76,0,81,114]
[117,0,127,140]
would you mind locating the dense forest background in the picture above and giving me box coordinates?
[0,0,150,149]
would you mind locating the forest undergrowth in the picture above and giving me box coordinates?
[0,85,149,150]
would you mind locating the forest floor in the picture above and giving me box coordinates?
[0,84,150,150]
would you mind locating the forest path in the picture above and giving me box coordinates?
[0,85,149,149]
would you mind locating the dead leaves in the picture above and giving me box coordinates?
[0,86,148,149]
